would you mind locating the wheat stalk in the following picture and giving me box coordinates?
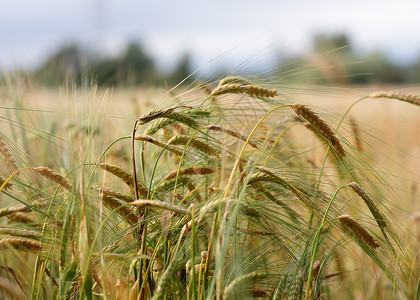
[338,215,380,249]
[291,104,346,157]
[370,91,420,106]
[33,166,72,191]
[348,182,387,229]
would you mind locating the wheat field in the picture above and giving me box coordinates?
[0,73,419,299]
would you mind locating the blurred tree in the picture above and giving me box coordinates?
[34,44,87,84]
[167,53,192,85]
[93,42,158,86]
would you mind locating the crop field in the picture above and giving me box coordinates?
[0,73,419,299]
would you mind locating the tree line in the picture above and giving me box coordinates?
[31,34,420,87]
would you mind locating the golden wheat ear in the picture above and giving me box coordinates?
[0,237,42,252]
[291,104,346,157]
[0,136,19,173]
[99,163,148,198]
[370,91,420,106]
[348,182,387,229]
[33,167,72,191]
[338,215,380,249]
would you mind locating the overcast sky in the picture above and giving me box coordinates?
[1,0,420,71]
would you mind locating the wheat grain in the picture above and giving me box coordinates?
[291,104,345,157]
[370,91,420,106]
[348,182,387,228]
[33,166,72,191]
[100,163,148,198]
[338,215,380,249]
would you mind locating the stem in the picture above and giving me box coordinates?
[305,185,346,299]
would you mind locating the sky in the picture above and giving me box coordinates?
[1,0,420,71]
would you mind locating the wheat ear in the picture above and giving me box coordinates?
[291,104,345,157]
[0,237,42,252]
[7,212,36,223]
[101,195,138,224]
[370,91,420,106]
[205,125,258,148]
[338,215,380,249]
[349,118,363,152]
[100,163,148,198]
[131,200,188,215]
[95,186,135,202]
[218,76,252,86]
[134,134,183,156]
[0,137,19,173]
[168,135,219,157]
[0,204,31,218]
[0,227,41,239]
[255,166,312,208]
[33,167,72,191]
[348,182,387,228]
[162,167,215,181]
[210,83,277,98]
[138,107,199,128]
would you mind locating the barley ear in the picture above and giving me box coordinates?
[291,104,345,157]
[33,167,72,191]
[338,215,380,249]
[0,136,19,173]
[370,91,420,106]
[348,182,387,229]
